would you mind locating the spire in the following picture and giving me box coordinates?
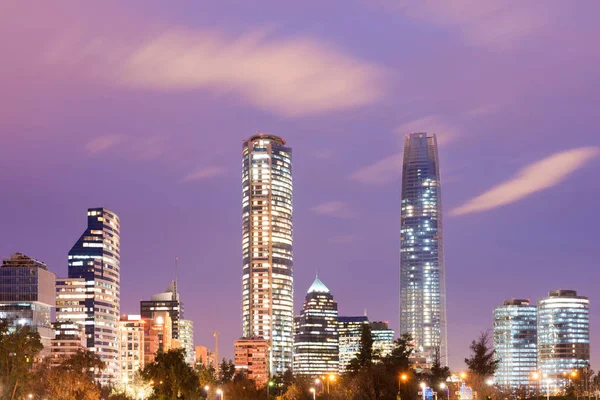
[307,275,330,294]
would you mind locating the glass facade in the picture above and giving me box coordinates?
[371,321,395,359]
[242,133,294,375]
[178,319,195,366]
[493,299,537,393]
[400,132,447,366]
[140,280,183,339]
[62,207,121,383]
[538,290,589,393]
[0,253,56,356]
[338,316,369,373]
[293,277,339,376]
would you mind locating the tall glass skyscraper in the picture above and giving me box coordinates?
[242,133,294,375]
[65,207,121,382]
[338,316,369,373]
[400,132,447,366]
[293,277,339,376]
[538,290,589,393]
[493,299,538,393]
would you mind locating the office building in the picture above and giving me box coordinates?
[65,207,121,382]
[0,253,55,357]
[179,319,195,366]
[195,345,217,369]
[538,290,589,393]
[234,338,270,387]
[400,132,447,367]
[293,277,339,376]
[493,299,538,392]
[140,280,183,339]
[50,320,86,367]
[144,311,173,365]
[119,315,145,385]
[338,316,369,373]
[242,133,294,375]
[371,321,395,359]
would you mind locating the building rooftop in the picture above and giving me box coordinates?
[307,276,330,294]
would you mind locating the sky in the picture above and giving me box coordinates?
[1,1,599,370]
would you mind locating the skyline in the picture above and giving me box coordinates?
[1,1,600,371]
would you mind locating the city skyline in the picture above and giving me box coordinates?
[1,1,600,371]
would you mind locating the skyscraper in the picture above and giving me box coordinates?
[140,281,183,339]
[0,253,56,357]
[337,316,369,373]
[179,319,195,366]
[371,321,395,359]
[400,132,447,366]
[493,299,538,393]
[65,207,121,382]
[538,290,589,393]
[293,276,339,376]
[242,133,294,375]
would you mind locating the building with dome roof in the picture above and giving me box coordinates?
[293,276,339,376]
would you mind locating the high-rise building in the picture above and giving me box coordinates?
[338,316,369,373]
[64,207,121,382]
[371,321,395,359]
[0,253,55,357]
[178,319,195,366]
[144,311,173,365]
[242,133,294,375]
[293,277,339,376]
[50,320,86,367]
[400,132,447,367]
[118,315,145,385]
[140,281,183,340]
[234,338,270,387]
[538,290,589,393]
[54,277,88,365]
[493,299,538,393]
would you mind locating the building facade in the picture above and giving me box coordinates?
[178,319,195,366]
[0,253,55,357]
[144,311,173,365]
[538,290,590,393]
[371,321,395,359]
[119,315,145,385]
[140,280,183,340]
[195,345,217,369]
[234,338,270,388]
[338,316,369,373]
[400,132,447,366]
[50,320,87,367]
[65,207,121,382]
[242,133,294,375]
[293,277,339,376]
[493,299,538,393]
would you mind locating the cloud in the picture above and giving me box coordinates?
[388,1,557,49]
[44,28,385,117]
[451,147,600,216]
[85,135,125,154]
[311,201,356,219]
[181,166,226,182]
[395,115,460,146]
[350,153,403,185]
[328,234,359,244]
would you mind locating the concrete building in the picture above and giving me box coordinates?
[234,338,270,387]
[119,315,145,385]
[50,320,86,367]
[242,133,294,375]
[195,345,217,369]
[0,253,55,358]
[144,311,173,365]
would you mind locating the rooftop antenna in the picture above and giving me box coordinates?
[214,331,220,379]
[364,308,368,317]
[175,257,179,300]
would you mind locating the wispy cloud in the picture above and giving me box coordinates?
[181,166,226,182]
[395,115,460,146]
[452,147,600,216]
[329,234,359,244]
[311,201,357,219]
[85,135,125,154]
[44,28,385,117]
[350,153,403,185]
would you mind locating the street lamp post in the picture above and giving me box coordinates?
[204,385,210,398]
[399,374,408,400]
[440,383,449,400]
[315,378,321,394]
[310,387,316,400]
[217,388,224,400]
[327,374,335,394]
[267,380,274,399]
[420,382,427,400]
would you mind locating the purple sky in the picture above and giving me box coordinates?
[1,1,599,370]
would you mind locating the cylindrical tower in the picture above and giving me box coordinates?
[242,133,293,375]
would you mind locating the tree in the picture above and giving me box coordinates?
[218,359,235,384]
[348,323,374,373]
[281,383,303,400]
[464,331,498,377]
[429,346,450,388]
[141,348,200,399]
[0,320,44,399]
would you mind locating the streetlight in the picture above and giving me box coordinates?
[28,395,33,399]
[315,378,321,394]
[420,382,427,400]
[460,372,467,381]
[267,380,274,399]
[486,379,494,386]
[543,373,550,400]
[216,388,224,400]
[440,383,449,400]
[309,387,316,400]
[204,385,210,397]
[327,374,336,394]
[532,372,540,400]
[399,374,408,400]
